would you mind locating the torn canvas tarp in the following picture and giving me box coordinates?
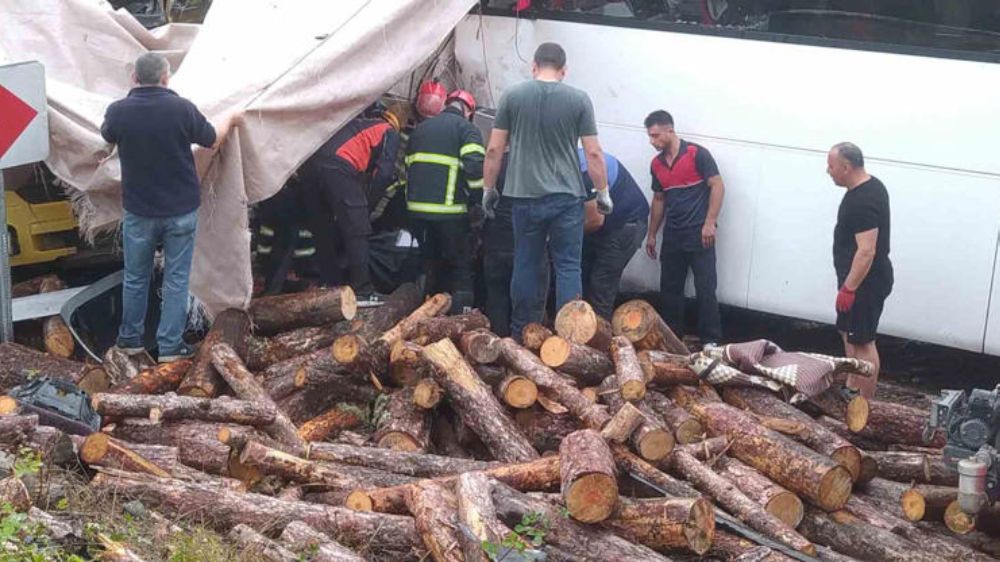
[0,0,476,315]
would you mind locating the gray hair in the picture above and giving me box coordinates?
[134,53,169,86]
[832,142,864,169]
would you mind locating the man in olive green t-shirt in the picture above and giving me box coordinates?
[482,42,610,339]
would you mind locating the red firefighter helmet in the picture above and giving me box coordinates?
[415,80,447,118]
[446,89,476,115]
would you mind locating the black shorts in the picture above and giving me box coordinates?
[836,285,890,344]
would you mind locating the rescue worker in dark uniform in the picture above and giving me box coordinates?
[254,173,316,295]
[481,151,515,335]
[300,107,402,300]
[405,90,485,313]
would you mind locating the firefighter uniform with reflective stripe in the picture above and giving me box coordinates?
[405,105,485,312]
[300,116,400,296]
[254,175,316,294]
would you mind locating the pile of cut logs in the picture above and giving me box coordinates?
[0,281,998,562]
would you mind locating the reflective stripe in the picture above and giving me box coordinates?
[298,230,313,238]
[256,245,272,254]
[459,143,485,156]
[405,152,459,166]
[293,248,316,257]
[259,225,275,237]
[406,201,467,214]
[467,178,484,189]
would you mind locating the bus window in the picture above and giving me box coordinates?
[492,1,1000,59]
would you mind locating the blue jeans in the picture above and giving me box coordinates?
[118,210,198,355]
[510,194,584,338]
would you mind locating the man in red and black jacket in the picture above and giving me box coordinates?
[644,110,725,347]
[300,107,402,300]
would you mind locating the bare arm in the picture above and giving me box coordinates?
[580,135,607,191]
[645,192,666,259]
[483,128,509,190]
[583,200,605,233]
[844,228,878,291]
[701,175,725,247]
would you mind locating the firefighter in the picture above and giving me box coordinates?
[405,89,485,313]
[254,173,316,295]
[299,103,404,301]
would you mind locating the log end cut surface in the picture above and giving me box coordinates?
[376,432,422,452]
[539,336,571,368]
[565,472,618,524]
[818,466,854,512]
[502,376,538,409]
[331,335,361,364]
[944,499,976,534]
[767,492,805,528]
[612,304,648,342]
[554,301,598,345]
[831,446,863,482]
[685,497,716,555]
[901,488,926,521]
[636,428,674,462]
[846,396,871,433]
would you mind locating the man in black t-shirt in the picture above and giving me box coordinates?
[828,142,893,399]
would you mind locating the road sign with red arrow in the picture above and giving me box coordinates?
[0,61,48,170]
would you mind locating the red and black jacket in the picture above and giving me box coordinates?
[313,116,401,195]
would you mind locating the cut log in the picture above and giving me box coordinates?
[598,377,674,461]
[857,453,878,484]
[297,405,365,442]
[27,506,82,541]
[25,425,76,467]
[560,429,618,523]
[722,386,862,481]
[307,442,496,478]
[637,350,699,386]
[491,481,671,562]
[666,447,815,555]
[943,499,977,534]
[671,435,730,461]
[410,310,490,346]
[106,418,241,475]
[405,480,463,562]
[496,372,538,409]
[708,531,798,562]
[599,401,644,443]
[102,345,154,388]
[277,383,370,426]
[107,360,192,395]
[390,340,432,387]
[39,275,74,358]
[177,308,250,398]
[333,293,451,379]
[456,472,512,562]
[520,323,553,352]
[514,409,579,453]
[96,533,149,562]
[92,393,275,426]
[610,336,646,401]
[0,476,31,512]
[539,335,613,386]
[603,496,715,555]
[645,390,704,444]
[612,299,688,354]
[374,387,431,452]
[280,520,364,562]
[239,440,360,490]
[670,386,853,512]
[815,414,887,451]
[797,506,940,562]
[229,523,298,562]
[338,283,424,344]
[554,300,613,352]
[348,456,561,515]
[714,456,804,528]
[422,338,538,462]
[210,342,305,450]
[858,477,933,522]
[79,433,171,478]
[0,342,96,392]
[499,338,611,431]
[458,329,501,365]
[249,286,357,335]
[246,324,344,371]
[806,387,870,433]
[0,413,37,445]
[861,399,945,447]
[868,450,958,486]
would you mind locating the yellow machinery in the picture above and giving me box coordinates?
[6,189,78,267]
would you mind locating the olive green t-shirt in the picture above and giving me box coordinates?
[493,80,597,199]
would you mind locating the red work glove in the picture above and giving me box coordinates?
[836,286,856,313]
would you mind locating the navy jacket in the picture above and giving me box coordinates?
[101,86,216,217]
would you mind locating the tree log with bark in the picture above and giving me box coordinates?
[797,506,940,562]
[670,385,853,511]
[514,409,580,453]
[246,324,345,371]
[597,377,674,461]
[390,340,433,387]
[405,480,464,562]
[239,440,362,491]
[612,300,688,354]
[210,342,305,450]
[280,520,365,562]
[297,405,365,442]
[177,309,250,398]
[645,390,704,444]
[307,442,496,478]
[79,433,172,478]
[861,399,946,447]
[520,323,553,353]
[0,414,37,446]
[107,360,192,395]
[459,329,501,364]
[0,342,101,393]
[610,336,647,401]
[867,450,958,486]
[805,387,870,433]
[249,286,357,335]
[554,300,613,352]
[560,429,618,523]
[539,335,613,386]
[229,524,298,562]
[455,472,512,562]
[39,275,74,358]
[422,338,538,462]
[714,456,804,528]
[410,310,490,346]
[637,350,699,386]
[496,372,538,409]
[374,387,431,452]
[92,393,275,426]
[603,496,715,555]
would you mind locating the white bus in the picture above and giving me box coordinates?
[453,1,1000,354]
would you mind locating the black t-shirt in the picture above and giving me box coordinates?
[833,176,893,291]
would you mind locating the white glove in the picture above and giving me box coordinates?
[595,187,613,215]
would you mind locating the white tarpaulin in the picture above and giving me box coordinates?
[0,0,475,315]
